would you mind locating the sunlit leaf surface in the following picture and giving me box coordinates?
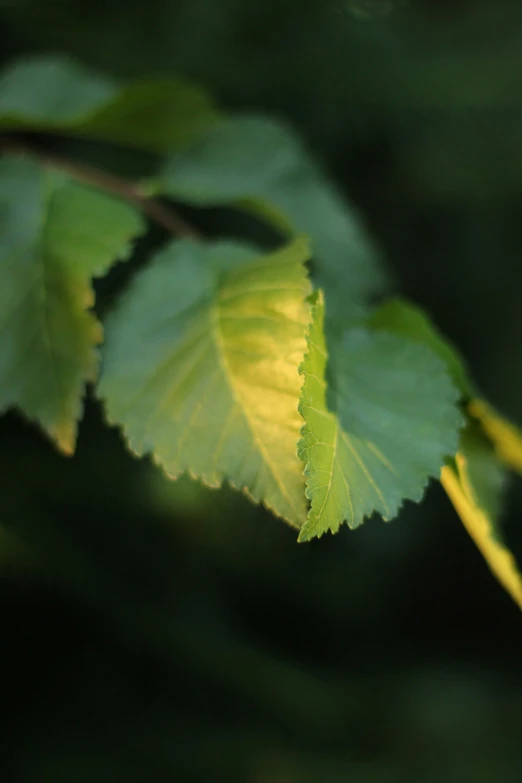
[99,237,312,526]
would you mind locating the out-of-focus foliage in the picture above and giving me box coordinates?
[0,156,144,452]
[442,426,522,611]
[2,0,522,780]
[470,399,522,476]
[157,116,388,319]
[0,55,219,151]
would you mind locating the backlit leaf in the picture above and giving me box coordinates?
[298,293,462,541]
[99,237,312,527]
[0,156,145,453]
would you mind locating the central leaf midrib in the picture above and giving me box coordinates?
[211,285,301,521]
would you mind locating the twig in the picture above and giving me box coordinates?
[0,136,200,240]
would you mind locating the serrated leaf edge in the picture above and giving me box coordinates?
[98,238,313,529]
[296,293,464,541]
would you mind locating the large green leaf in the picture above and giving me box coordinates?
[441,428,522,610]
[0,56,219,152]
[0,156,145,453]
[157,116,389,318]
[367,298,473,397]
[298,293,462,541]
[99,237,312,527]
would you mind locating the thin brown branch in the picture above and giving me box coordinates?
[0,136,200,240]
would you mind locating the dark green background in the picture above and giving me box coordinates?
[1,1,522,780]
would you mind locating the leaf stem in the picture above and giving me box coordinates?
[0,136,200,239]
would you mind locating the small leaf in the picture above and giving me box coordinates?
[368,297,473,397]
[157,116,389,319]
[0,157,145,453]
[99,237,312,527]
[298,292,462,540]
[0,56,219,152]
[441,429,522,610]
[469,399,522,475]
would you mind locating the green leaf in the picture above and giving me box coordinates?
[298,292,462,541]
[157,116,389,318]
[469,399,522,476]
[0,157,145,453]
[441,428,522,610]
[98,237,312,527]
[367,297,473,397]
[0,56,219,152]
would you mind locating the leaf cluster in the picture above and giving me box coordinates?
[1,56,521,607]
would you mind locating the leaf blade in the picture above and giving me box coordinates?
[158,116,389,318]
[0,157,145,452]
[99,237,312,526]
[298,293,463,540]
[368,297,473,397]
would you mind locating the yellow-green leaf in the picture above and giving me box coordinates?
[99,238,312,527]
[0,157,145,453]
[469,399,522,475]
[298,292,463,540]
[441,430,522,610]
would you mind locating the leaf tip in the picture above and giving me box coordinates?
[50,423,77,457]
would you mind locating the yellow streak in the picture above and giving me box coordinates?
[470,399,522,475]
[441,454,522,611]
